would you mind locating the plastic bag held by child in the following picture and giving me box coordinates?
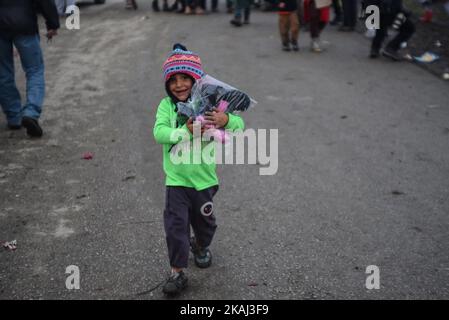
[176,75,256,142]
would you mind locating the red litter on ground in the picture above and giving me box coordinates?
[2,240,17,251]
[82,152,94,160]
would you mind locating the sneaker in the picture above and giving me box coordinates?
[230,19,242,27]
[311,39,322,52]
[184,6,193,14]
[282,43,291,51]
[195,7,205,14]
[382,47,401,61]
[162,271,188,295]
[291,42,299,51]
[190,237,212,268]
[22,116,43,137]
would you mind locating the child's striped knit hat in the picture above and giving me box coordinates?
[163,44,205,82]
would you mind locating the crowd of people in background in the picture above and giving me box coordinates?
[1,0,445,138]
[142,0,418,57]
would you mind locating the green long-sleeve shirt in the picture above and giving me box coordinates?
[153,97,245,191]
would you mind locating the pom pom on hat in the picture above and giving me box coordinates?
[163,43,205,82]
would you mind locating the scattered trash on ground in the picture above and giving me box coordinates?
[122,175,136,181]
[2,240,17,251]
[82,152,94,160]
[413,52,440,63]
[392,190,405,196]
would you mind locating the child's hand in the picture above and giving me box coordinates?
[186,118,206,135]
[279,2,286,8]
[204,108,229,129]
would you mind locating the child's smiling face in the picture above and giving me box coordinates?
[168,73,193,102]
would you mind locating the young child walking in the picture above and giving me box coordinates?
[153,44,245,295]
[278,0,300,51]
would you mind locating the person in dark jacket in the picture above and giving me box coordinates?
[0,0,59,137]
[368,0,415,60]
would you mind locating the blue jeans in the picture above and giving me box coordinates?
[233,0,250,21]
[0,33,45,126]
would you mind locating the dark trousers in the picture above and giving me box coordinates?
[332,0,342,18]
[279,12,300,45]
[310,0,327,39]
[371,17,415,52]
[164,186,219,268]
[342,0,357,27]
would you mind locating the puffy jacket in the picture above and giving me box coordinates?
[0,0,60,35]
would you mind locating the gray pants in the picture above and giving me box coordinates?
[164,186,219,268]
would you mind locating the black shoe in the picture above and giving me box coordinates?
[243,20,250,25]
[230,19,242,27]
[7,124,21,130]
[162,271,188,295]
[163,3,170,11]
[190,237,212,268]
[22,116,43,138]
[282,43,291,51]
[370,49,380,59]
[382,47,401,61]
[291,43,299,51]
[152,0,160,12]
